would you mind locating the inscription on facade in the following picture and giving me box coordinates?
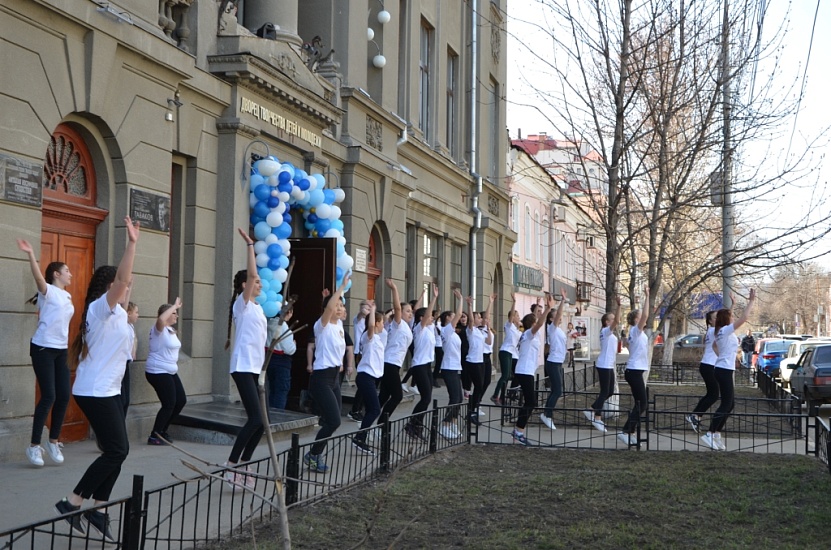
[240,97,322,148]
[0,152,43,207]
[514,263,544,290]
[366,116,383,151]
[130,188,171,233]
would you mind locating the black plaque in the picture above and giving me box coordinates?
[129,188,171,233]
[0,153,43,207]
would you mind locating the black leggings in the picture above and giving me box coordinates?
[693,363,719,415]
[492,350,514,398]
[229,372,264,463]
[515,374,536,430]
[409,364,433,426]
[145,372,187,436]
[468,361,485,415]
[30,343,70,444]
[482,353,492,398]
[708,367,735,433]
[622,369,648,434]
[309,367,342,455]
[377,362,403,424]
[590,367,616,414]
[442,370,463,421]
[73,395,129,501]
[432,347,444,379]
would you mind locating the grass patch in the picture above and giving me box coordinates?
[209,445,831,549]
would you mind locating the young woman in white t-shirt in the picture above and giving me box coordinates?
[351,302,386,454]
[145,298,185,446]
[701,290,756,451]
[439,289,465,439]
[404,283,439,440]
[512,294,553,445]
[223,229,267,488]
[619,286,650,446]
[491,293,520,405]
[465,294,494,426]
[686,310,719,434]
[18,239,74,468]
[377,278,413,426]
[584,295,621,433]
[54,217,139,542]
[541,289,568,430]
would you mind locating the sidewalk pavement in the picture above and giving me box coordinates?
[0,381,454,533]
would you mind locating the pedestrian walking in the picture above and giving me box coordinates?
[439,289,465,439]
[511,294,553,445]
[686,310,719,434]
[584,296,621,433]
[351,301,386,455]
[18,238,73,468]
[740,330,756,370]
[376,279,413,427]
[619,286,650,447]
[491,293,520,405]
[701,290,756,451]
[54,217,139,542]
[404,284,439,440]
[145,298,186,445]
[541,289,568,430]
[265,307,296,410]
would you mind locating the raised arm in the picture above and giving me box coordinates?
[637,285,650,331]
[483,292,497,326]
[531,294,553,335]
[156,297,182,332]
[365,301,377,339]
[321,271,351,326]
[508,292,517,322]
[119,279,134,311]
[107,217,140,309]
[465,295,474,333]
[609,295,622,331]
[237,228,259,304]
[552,288,567,326]
[386,278,402,324]
[733,289,756,330]
[17,239,47,295]
[422,284,439,328]
[450,288,464,325]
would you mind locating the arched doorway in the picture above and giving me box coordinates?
[40,123,108,442]
[367,227,382,301]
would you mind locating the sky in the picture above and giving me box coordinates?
[505,0,831,271]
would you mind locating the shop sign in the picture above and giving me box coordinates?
[240,97,322,148]
[0,152,43,207]
[513,263,544,290]
[129,188,171,233]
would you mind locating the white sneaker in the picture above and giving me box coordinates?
[440,424,455,439]
[44,441,64,464]
[582,410,595,423]
[244,466,257,489]
[26,445,44,467]
[629,434,638,446]
[410,385,420,395]
[700,432,718,450]
[713,433,726,451]
[617,432,631,446]
[591,419,608,433]
[478,408,486,417]
[540,413,556,430]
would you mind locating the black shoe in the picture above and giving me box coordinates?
[84,510,115,543]
[148,435,166,446]
[432,382,441,388]
[404,423,427,441]
[469,414,482,426]
[352,437,376,455]
[55,498,85,536]
[348,410,364,422]
[161,431,173,443]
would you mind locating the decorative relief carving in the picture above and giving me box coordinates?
[366,116,383,151]
[488,194,500,216]
[491,7,502,64]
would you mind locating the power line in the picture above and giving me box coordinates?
[786,0,822,158]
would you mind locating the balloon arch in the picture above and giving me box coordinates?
[248,156,354,317]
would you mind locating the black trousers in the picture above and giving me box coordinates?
[73,395,129,501]
[693,363,720,415]
[229,372,264,463]
[468,361,485,415]
[30,343,70,444]
[622,369,648,434]
[442,370,463,422]
[515,374,536,429]
[145,372,187,436]
[309,367,341,455]
[708,368,735,433]
[377,362,403,424]
[409,364,433,426]
[590,367,616,413]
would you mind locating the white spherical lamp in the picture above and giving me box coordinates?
[367,27,375,41]
[373,54,387,68]
[377,10,391,24]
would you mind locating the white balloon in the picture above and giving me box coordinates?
[337,254,354,271]
[264,233,279,245]
[274,268,288,283]
[267,175,279,187]
[337,235,346,246]
[249,193,259,208]
[266,211,284,227]
[277,239,291,252]
[316,204,331,219]
[278,191,290,203]
[330,205,342,219]
[253,241,268,255]
[256,253,270,268]
[333,188,346,203]
[291,186,304,199]
[275,201,286,214]
[325,228,340,238]
[306,177,317,191]
[256,159,279,177]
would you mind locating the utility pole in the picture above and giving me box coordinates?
[721,0,734,308]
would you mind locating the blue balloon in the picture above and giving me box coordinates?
[277,182,292,193]
[254,221,272,240]
[308,213,318,224]
[278,255,290,269]
[336,242,345,256]
[254,184,271,201]
[270,280,282,294]
[266,290,279,303]
[330,219,344,231]
[304,221,315,231]
[309,189,325,206]
[267,256,281,270]
[323,189,335,204]
[276,223,292,239]
[294,169,308,183]
[313,173,326,189]
[282,212,292,224]
[259,267,274,280]
[278,170,292,184]
[250,214,264,226]
[316,219,331,234]
[267,195,281,208]
[262,300,279,318]
[336,267,344,281]
[254,200,270,218]
[298,178,311,191]
[250,174,265,187]
[260,279,270,293]
[267,243,283,258]
[255,292,267,305]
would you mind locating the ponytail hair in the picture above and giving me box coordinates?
[225,269,247,350]
[68,265,117,369]
[26,262,67,305]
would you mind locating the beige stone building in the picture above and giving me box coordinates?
[0,0,513,461]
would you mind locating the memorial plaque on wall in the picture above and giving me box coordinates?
[129,188,171,233]
[0,153,43,207]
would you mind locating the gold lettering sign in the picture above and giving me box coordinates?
[239,97,322,148]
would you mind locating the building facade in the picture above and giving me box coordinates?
[0,0,513,461]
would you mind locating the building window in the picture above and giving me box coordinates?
[419,20,433,138]
[524,205,532,260]
[450,243,463,290]
[397,0,409,116]
[446,49,458,158]
[542,217,549,269]
[535,211,541,265]
[490,78,500,182]
[423,233,438,280]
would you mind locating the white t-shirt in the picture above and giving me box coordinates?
[701,327,717,366]
[267,317,297,355]
[501,322,520,358]
[597,326,618,369]
[412,322,436,366]
[384,319,412,366]
[714,323,739,370]
[516,329,542,376]
[434,323,443,348]
[32,284,74,349]
[546,324,567,363]
[440,322,462,371]
[229,295,267,374]
[466,326,486,363]
[357,328,387,378]
[313,318,346,370]
[626,326,649,371]
[483,328,494,354]
[72,295,132,397]
[145,325,182,375]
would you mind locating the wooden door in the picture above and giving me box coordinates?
[367,229,381,301]
[38,232,96,441]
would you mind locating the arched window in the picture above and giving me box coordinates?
[542,218,549,269]
[524,205,532,260]
[534,211,541,264]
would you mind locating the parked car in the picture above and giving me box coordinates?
[754,339,790,377]
[670,333,704,364]
[788,345,831,415]
[779,338,831,388]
